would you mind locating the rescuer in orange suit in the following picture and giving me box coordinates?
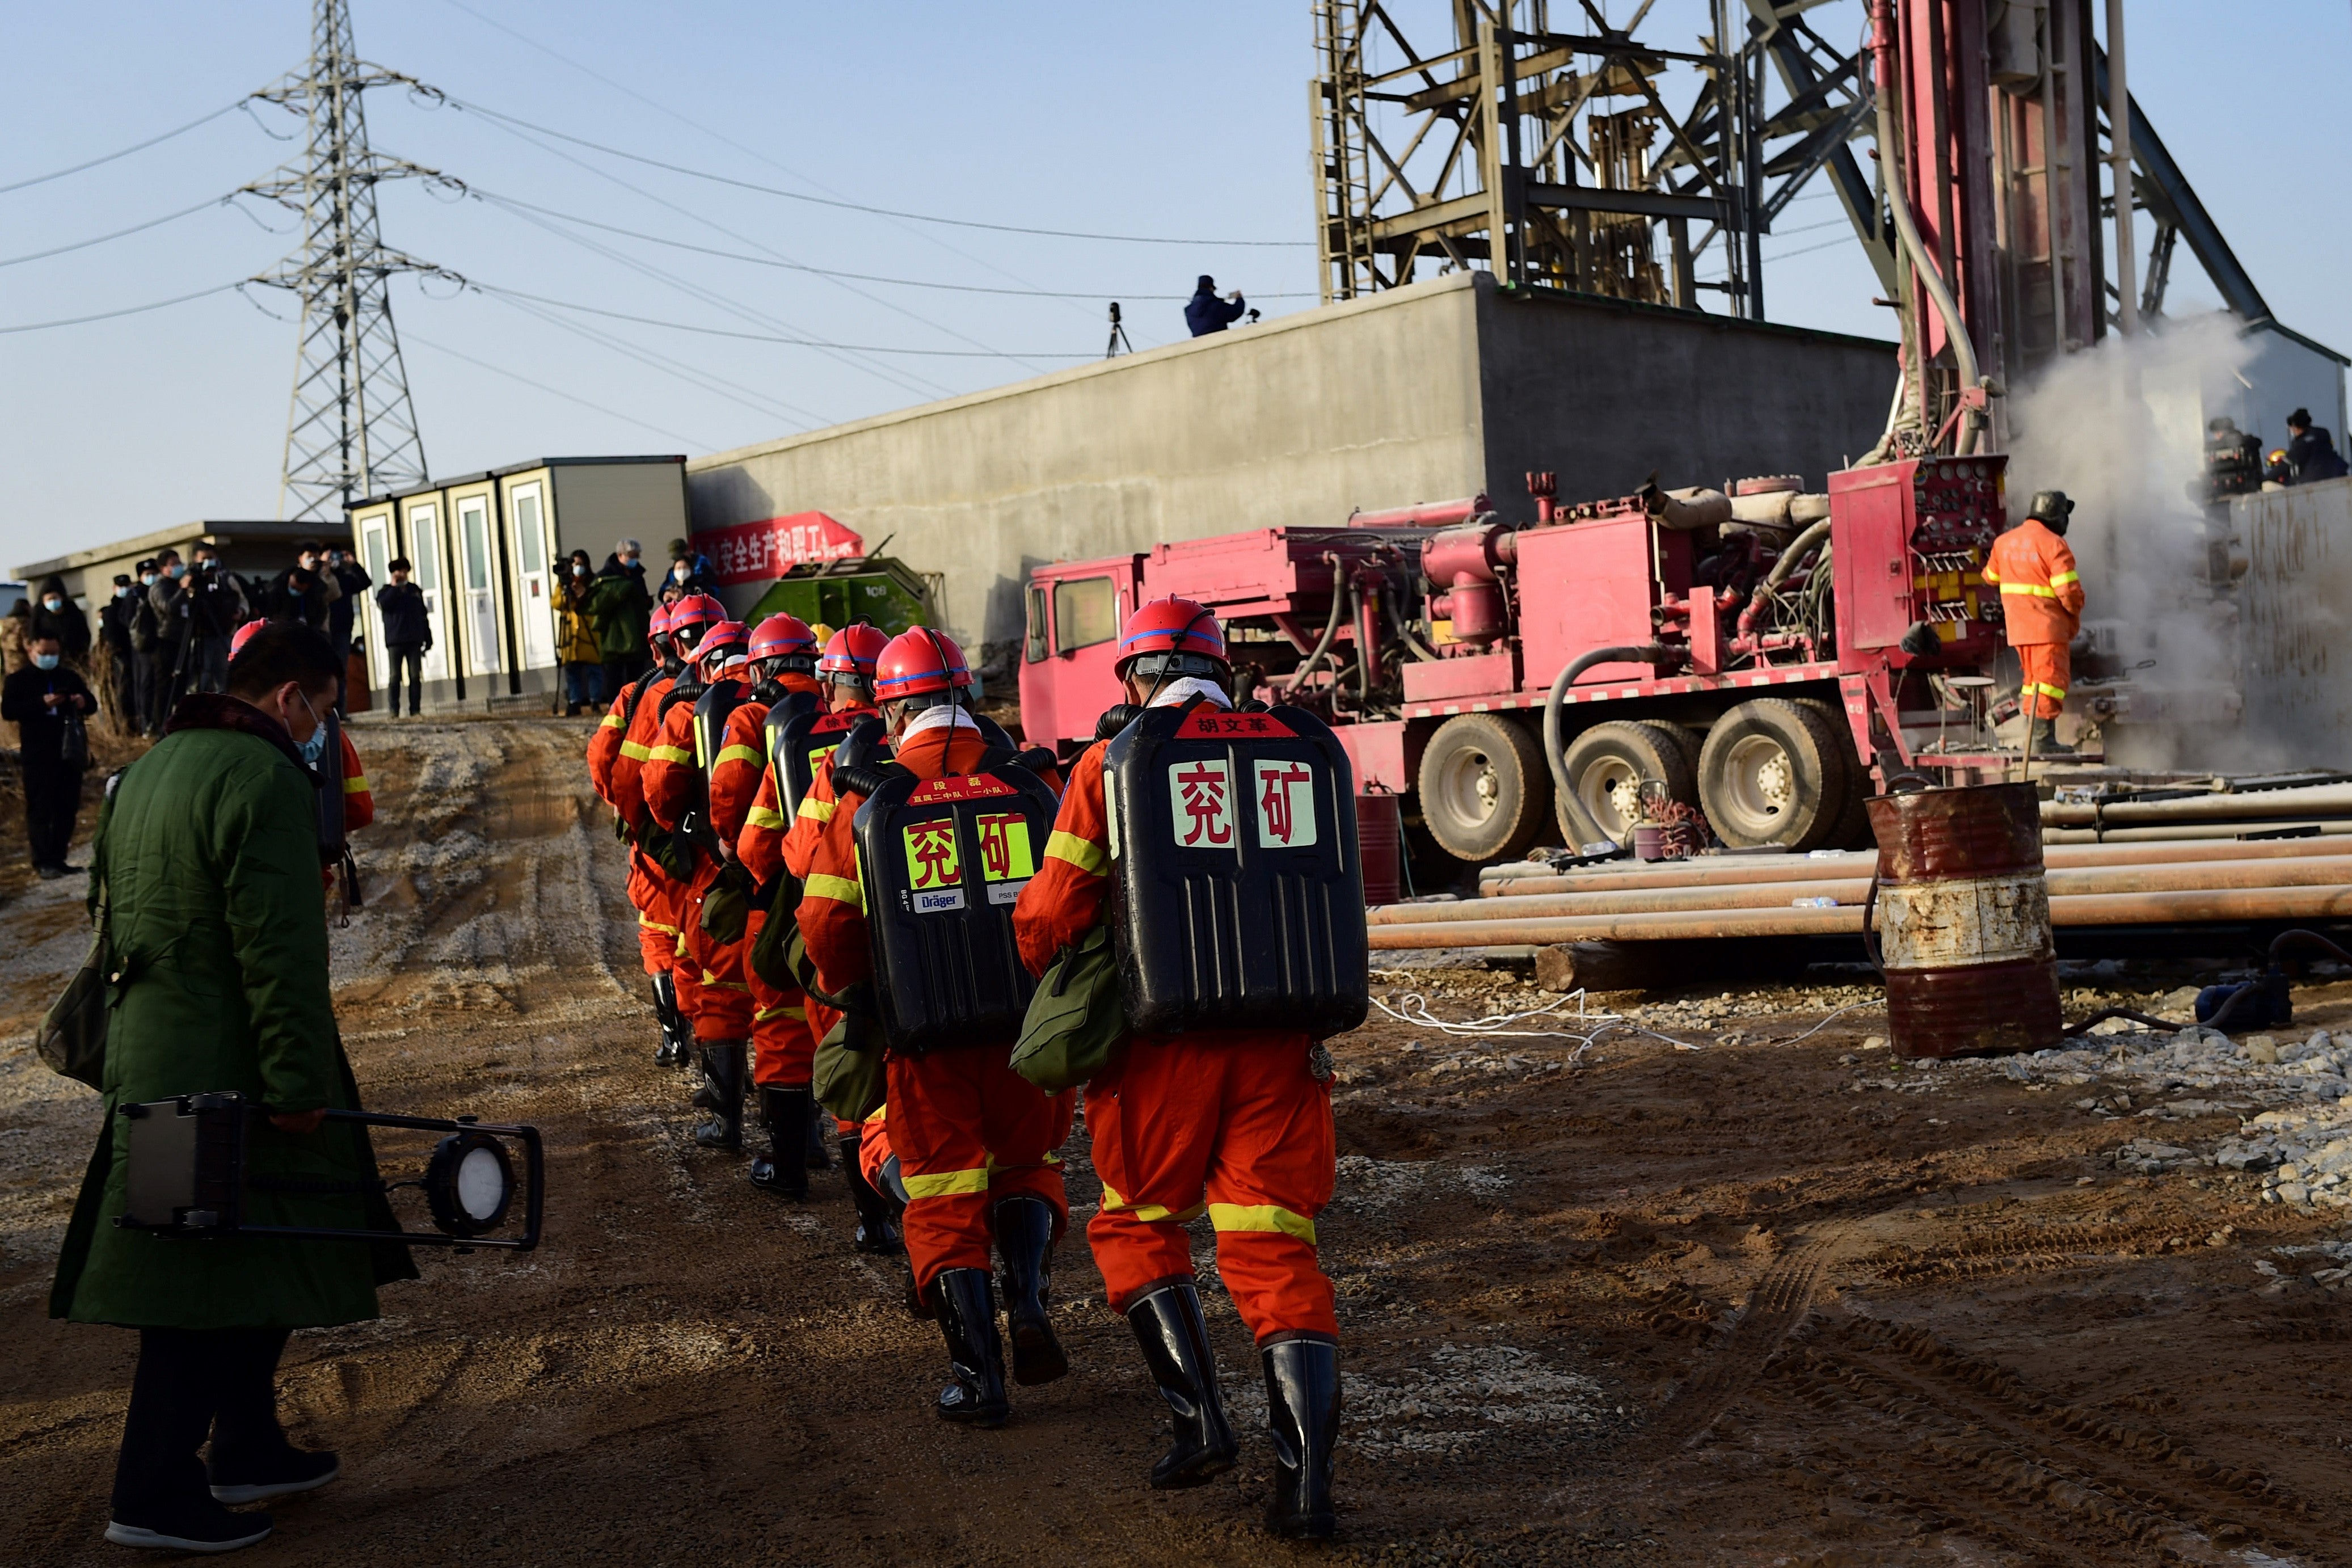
[795,626,1072,1427]
[1013,596,1342,1540]
[1982,487,2086,757]
[616,596,721,1064]
[692,611,828,1191]
[640,616,760,1149]
[744,620,901,1244]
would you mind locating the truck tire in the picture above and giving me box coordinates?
[1417,713,1551,863]
[1559,720,1697,846]
[1789,695,1873,849]
[1696,697,1852,851]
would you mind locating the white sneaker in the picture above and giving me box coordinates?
[209,1455,340,1505]
[104,1517,274,1553]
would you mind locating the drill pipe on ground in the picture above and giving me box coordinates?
[1472,835,2350,899]
[1379,856,2352,927]
[2041,783,2352,827]
[2042,821,2352,845]
[1368,883,2352,949]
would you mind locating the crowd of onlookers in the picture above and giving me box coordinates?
[552,535,716,715]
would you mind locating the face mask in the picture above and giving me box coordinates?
[572,563,589,577]
[33,653,58,671]
[42,597,61,612]
[167,563,186,579]
[141,575,156,587]
[300,557,317,570]
[295,691,329,766]
[672,564,690,583]
[115,587,132,599]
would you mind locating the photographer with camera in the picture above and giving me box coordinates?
[1185,275,1247,337]
[48,621,415,1554]
[175,544,252,698]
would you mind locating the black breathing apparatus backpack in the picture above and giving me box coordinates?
[1102,698,1369,1039]
[849,741,1059,1056]
[772,702,863,818]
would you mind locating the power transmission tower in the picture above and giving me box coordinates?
[246,0,446,522]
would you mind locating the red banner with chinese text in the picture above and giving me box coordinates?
[694,511,863,587]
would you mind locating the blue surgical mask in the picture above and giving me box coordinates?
[167,562,186,579]
[33,653,59,671]
[41,596,61,612]
[297,692,329,767]
[114,586,131,599]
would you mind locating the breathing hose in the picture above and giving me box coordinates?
[1541,643,1679,852]
[1737,517,1835,640]
[1284,562,1352,694]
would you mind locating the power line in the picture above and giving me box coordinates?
[0,192,238,268]
[0,281,242,334]
[0,99,248,195]
[481,290,829,430]
[435,93,1312,248]
[403,327,707,448]
[469,187,1317,300]
[468,281,1097,357]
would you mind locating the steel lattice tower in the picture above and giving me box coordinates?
[247,0,440,521]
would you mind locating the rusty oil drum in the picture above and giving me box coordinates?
[1864,783,2063,1059]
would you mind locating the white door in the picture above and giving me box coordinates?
[360,516,392,690]
[406,504,452,685]
[509,482,557,669]
[459,496,503,676]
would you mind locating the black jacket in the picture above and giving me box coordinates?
[2287,427,2349,483]
[30,577,91,660]
[267,568,332,630]
[375,581,431,648]
[1,661,93,770]
[1185,288,1246,337]
[328,562,371,646]
[98,593,138,654]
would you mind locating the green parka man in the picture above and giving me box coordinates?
[49,621,414,1555]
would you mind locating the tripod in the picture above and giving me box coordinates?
[1105,301,1135,359]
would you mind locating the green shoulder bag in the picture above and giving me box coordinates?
[1009,923,1127,1093]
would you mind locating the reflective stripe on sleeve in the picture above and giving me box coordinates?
[1207,1203,1318,1242]
[619,740,652,760]
[699,972,752,994]
[716,744,764,769]
[901,1166,990,1200]
[803,872,865,911]
[2024,682,2069,699]
[1997,582,2060,598]
[1098,1181,1206,1225]
[747,806,788,830]
[342,774,369,794]
[753,1001,807,1022]
[796,795,837,823]
[2050,570,2080,587]
[637,911,680,935]
[647,744,694,764]
[1044,830,1108,875]
[600,713,624,729]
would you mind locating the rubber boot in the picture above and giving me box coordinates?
[1125,1282,1239,1489]
[2028,715,2077,756]
[842,1133,903,1255]
[747,1086,810,1198]
[804,1099,833,1169]
[930,1268,1010,1427]
[1262,1338,1339,1540]
[993,1196,1069,1386]
[692,1042,745,1151]
[651,974,685,1066]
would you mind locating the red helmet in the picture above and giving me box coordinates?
[749,612,817,664]
[1114,596,1227,677]
[229,618,268,661]
[874,626,972,702]
[819,622,890,680]
[697,619,750,666]
[667,591,724,652]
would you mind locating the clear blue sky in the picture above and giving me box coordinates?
[0,1,2342,575]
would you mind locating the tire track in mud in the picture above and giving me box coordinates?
[1634,1228,1844,1455]
[1754,1311,2336,1564]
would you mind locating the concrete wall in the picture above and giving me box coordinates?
[2238,476,2352,768]
[686,273,1896,672]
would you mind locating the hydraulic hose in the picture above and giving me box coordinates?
[1737,517,1835,639]
[1283,562,1351,694]
[1383,579,1441,661]
[1870,0,1984,454]
[1541,643,1678,853]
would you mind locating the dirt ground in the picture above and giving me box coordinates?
[3,714,2349,1567]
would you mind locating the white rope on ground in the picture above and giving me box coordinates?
[1369,990,1885,1060]
[1754,1000,1883,1047]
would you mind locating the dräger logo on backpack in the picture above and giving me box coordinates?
[907,886,968,914]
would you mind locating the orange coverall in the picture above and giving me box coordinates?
[338,730,373,830]
[1982,516,2084,722]
[795,722,1073,1297]
[1013,737,1339,1346]
[775,703,878,1116]
[739,694,872,1090]
[600,671,686,979]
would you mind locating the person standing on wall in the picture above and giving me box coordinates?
[373,559,431,718]
[49,622,416,1554]
[1185,275,1247,337]
[2284,408,2350,484]
[1983,489,2087,758]
[98,575,141,734]
[2,633,93,879]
